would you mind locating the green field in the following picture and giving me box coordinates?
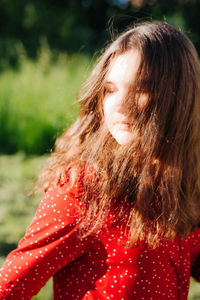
[0,153,200,299]
[0,47,92,154]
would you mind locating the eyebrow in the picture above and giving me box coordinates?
[103,80,115,85]
[103,79,134,90]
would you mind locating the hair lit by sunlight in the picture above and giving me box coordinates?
[37,21,200,248]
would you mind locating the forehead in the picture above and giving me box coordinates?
[106,50,141,85]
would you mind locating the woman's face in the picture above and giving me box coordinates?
[103,50,148,145]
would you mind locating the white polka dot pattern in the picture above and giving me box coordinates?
[0,173,200,300]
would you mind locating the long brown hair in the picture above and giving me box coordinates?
[37,21,200,247]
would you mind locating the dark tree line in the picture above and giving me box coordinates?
[0,0,199,68]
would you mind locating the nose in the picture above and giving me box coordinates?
[115,92,132,114]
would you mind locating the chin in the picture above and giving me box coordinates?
[112,131,134,145]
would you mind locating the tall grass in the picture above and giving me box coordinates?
[0,44,93,154]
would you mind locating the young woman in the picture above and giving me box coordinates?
[0,21,200,300]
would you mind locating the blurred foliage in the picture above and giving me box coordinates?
[0,153,199,299]
[0,0,199,155]
[0,153,47,253]
[0,153,53,299]
[0,0,199,70]
[0,47,92,154]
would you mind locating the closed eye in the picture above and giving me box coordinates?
[103,82,118,95]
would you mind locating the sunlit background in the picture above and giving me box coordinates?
[0,1,200,298]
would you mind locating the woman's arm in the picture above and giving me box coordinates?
[0,176,91,299]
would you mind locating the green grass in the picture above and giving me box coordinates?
[0,46,93,154]
[0,153,47,248]
[0,154,200,299]
[0,153,53,298]
[189,278,200,299]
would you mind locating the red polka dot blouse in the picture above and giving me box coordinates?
[0,172,200,300]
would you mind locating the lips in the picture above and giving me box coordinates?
[114,122,131,131]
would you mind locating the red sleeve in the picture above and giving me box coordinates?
[0,173,91,299]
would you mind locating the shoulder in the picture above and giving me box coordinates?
[58,161,97,193]
[32,164,87,227]
[179,227,200,263]
[188,227,200,253]
[57,162,86,196]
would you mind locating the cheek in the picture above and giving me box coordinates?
[103,98,114,126]
[137,94,149,111]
